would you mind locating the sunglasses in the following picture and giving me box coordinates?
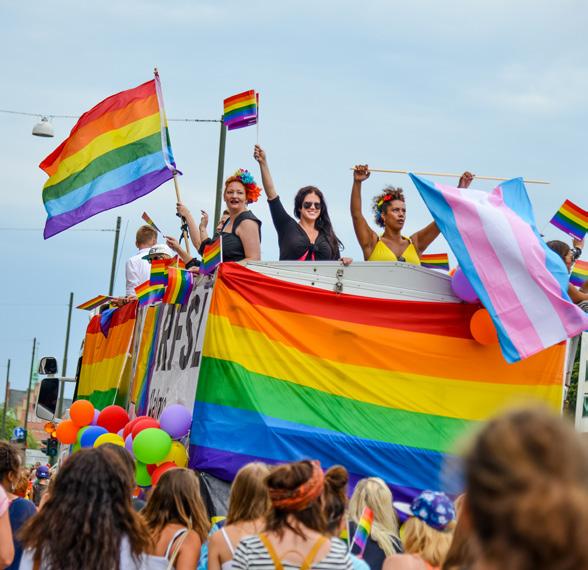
[302,201,322,210]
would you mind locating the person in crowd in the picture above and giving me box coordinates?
[142,468,210,569]
[348,477,403,569]
[253,145,349,263]
[350,166,473,263]
[232,459,353,569]
[208,462,271,570]
[19,447,155,570]
[0,482,14,569]
[125,225,158,295]
[320,465,369,570]
[383,491,455,570]
[441,502,476,570]
[31,465,50,507]
[547,238,588,308]
[464,406,588,570]
[0,442,36,570]
[13,469,30,498]
[100,443,146,512]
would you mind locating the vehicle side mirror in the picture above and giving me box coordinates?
[36,377,59,421]
[38,357,58,376]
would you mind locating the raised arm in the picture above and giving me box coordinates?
[411,171,474,255]
[165,236,193,265]
[177,203,202,249]
[568,283,588,304]
[253,145,278,200]
[236,219,261,261]
[350,165,378,259]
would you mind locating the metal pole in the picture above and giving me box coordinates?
[23,337,36,448]
[56,292,74,418]
[213,117,227,228]
[1,359,10,438]
[108,216,122,295]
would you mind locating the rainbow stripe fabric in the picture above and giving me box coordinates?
[77,294,113,311]
[78,301,137,409]
[571,260,588,288]
[201,237,222,275]
[150,258,173,287]
[550,199,588,241]
[40,78,175,238]
[410,175,588,363]
[141,211,162,233]
[162,267,194,305]
[189,263,565,504]
[135,280,164,307]
[419,253,450,271]
[351,507,374,558]
[223,90,257,131]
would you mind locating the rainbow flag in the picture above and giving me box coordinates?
[571,260,588,288]
[150,257,175,287]
[201,237,222,275]
[550,199,588,241]
[420,253,450,271]
[77,294,113,311]
[135,280,164,307]
[78,301,137,409]
[351,507,374,558]
[410,175,588,363]
[189,263,565,504]
[162,267,194,305]
[141,211,162,233]
[223,90,257,131]
[40,75,176,238]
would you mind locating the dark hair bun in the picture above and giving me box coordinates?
[266,460,314,492]
[325,465,348,493]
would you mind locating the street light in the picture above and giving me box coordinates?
[32,116,54,138]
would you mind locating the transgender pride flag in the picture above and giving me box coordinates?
[410,174,588,363]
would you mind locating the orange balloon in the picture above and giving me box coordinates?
[470,309,498,345]
[56,419,79,444]
[70,400,95,427]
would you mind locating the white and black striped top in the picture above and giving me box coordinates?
[232,536,353,569]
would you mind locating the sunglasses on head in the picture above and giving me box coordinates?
[302,201,322,210]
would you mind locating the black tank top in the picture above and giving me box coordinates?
[219,210,262,262]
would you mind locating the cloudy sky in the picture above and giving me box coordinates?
[1,0,586,391]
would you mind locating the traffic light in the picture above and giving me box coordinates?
[40,439,49,455]
[41,437,58,457]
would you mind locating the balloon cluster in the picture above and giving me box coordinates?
[450,267,498,346]
[55,401,192,487]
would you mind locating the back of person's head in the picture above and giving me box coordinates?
[442,511,476,570]
[349,477,399,556]
[321,465,349,536]
[19,448,151,570]
[136,225,157,248]
[546,240,571,261]
[465,406,588,570]
[0,441,21,488]
[142,467,210,543]
[403,517,454,568]
[100,443,135,491]
[265,459,327,538]
[226,462,271,525]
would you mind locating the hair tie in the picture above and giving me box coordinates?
[269,461,324,511]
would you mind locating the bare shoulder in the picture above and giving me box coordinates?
[383,554,424,570]
[181,529,202,549]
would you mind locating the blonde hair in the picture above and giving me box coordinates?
[226,462,271,525]
[349,477,400,556]
[403,516,454,567]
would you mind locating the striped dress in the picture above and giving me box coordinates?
[232,535,353,569]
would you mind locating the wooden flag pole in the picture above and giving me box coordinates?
[256,92,260,146]
[172,173,191,256]
[350,167,550,185]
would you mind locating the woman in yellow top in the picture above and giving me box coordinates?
[350,165,473,263]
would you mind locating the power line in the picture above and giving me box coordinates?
[0,227,115,232]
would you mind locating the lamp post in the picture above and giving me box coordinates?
[23,338,37,448]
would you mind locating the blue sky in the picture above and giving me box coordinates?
[1,0,586,391]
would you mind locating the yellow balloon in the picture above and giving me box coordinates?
[94,433,125,448]
[160,441,188,467]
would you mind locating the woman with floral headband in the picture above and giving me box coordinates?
[350,166,473,263]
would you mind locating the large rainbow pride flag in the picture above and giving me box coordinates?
[40,76,175,238]
[78,301,137,409]
[190,264,565,502]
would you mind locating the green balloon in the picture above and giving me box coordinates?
[71,442,81,454]
[76,426,90,444]
[135,461,152,487]
[132,428,172,465]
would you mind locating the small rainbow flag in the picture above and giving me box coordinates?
[351,507,374,558]
[141,211,162,233]
[420,253,450,271]
[571,260,588,288]
[150,257,175,287]
[223,90,258,131]
[77,294,113,311]
[162,267,194,305]
[550,199,588,241]
[201,237,222,275]
[135,280,164,307]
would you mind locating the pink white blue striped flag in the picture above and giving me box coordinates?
[410,174,588,363]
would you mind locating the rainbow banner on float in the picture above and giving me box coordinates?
[40,76,175,238]
[550,199,588,241]
[189,263,565,504]
[78,301,137,409]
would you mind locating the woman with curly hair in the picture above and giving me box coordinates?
[18,447,155,570]
[254,145,349,263]
[350,166,473,263]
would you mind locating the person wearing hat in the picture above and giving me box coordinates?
[32,465,51,507]
[383,491,456,570]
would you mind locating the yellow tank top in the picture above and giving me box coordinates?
[367,236,421,265]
